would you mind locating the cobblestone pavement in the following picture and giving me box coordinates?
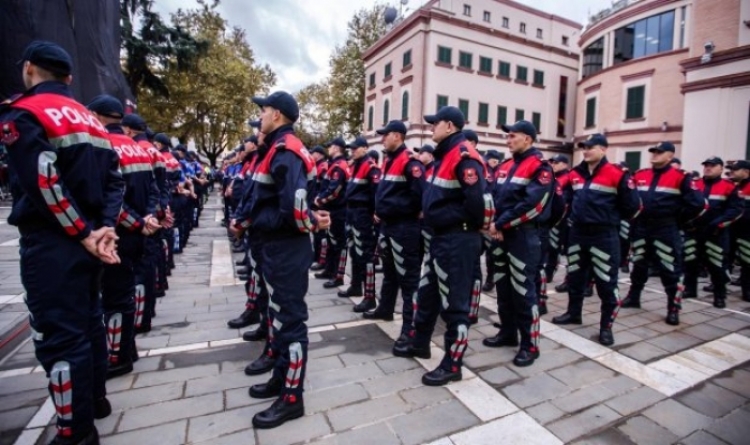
[1,196,749,445]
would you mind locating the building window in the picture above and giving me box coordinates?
[369,72,375,87]
[532,112,541,132]
[458,99,470,121]
[437,95,449,110]
[403,50,412,68]
[520,22,526,34]
[367,106,373,130]
[479,56,492,74]
[502,17,509,28]
[516,66,528,82]
[533,70,545,87]
[497,106,508,127]
[463,4,471,16]
[562,36,569,46]
[401,91,409,120]
[536,28,543,39]
[383,99,390,124]
[459,51,473,69]
[515,109,525,122]
[384,62,392,78]
[582,37,604,78]
[626,86,646,119]
[438,46,452,64]
[498,61,511,78]
[613,10,675,65]
[624,152,642,172]
[478,103,489,124]
[679,6,686,48]
[557,76,568,137]
[585,97,597,128]
[483,11,491,22]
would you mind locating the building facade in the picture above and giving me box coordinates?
[362,0,582,156]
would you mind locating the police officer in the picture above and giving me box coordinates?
[622,142,707,325]
[417,144,435,262]
[483,120,552,367]
[481,150,504,293]
[461,129,485,323]
[309,145,329,271]
[729,160,750,302]
[339,137,381,314]
[551,134,641,346]
[683,157,744,308]
[364,120,424,351]
[153,133,180,297]
[314,137,350,287]
[546,155,571,286]
[1,41,124,444]
[234,91,329,428]
[397,106,491,386]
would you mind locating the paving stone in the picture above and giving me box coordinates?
[707,315,750,331]
[134,335,170,350]
[389,400,480,445]
[108,382,184,411]
[450,410,562,445]
[463,350,515,368]
[399,386,453,409]
[327,394,409,431]
[547,360,616,389]
[503,373,570,408]
[618,342,670,363]
[646,332,704,353]
[642,399,712,437]
[551,383,616,413]
[102,420,187,445]
[677,382,747,418]
[605,386,665,416]
[571,428,637,445]
[133,363,219,388]
[193,429,255,445]
[679,430,730,445]
[185,370,268,397]
[707,407,750,445]
[305,383,370,414]
[187,405,268,443]
[375,356,421,374]
[526,401,566,424]
[0,372,48,396]
[617,416,679,445]
[511,348,583,378]
[118,393,223,432]
[713,369,750,398]
[362,368,425,397]
[0,388,48,412]
[478,366,521,387]
[627,326,661,340]
[0,406,37,431]
[339,348,394,366]
[306,361,384,391]
[547,405,621,442]
[94,411,121,436]
[310,422,400,445]
[255,413,330,445]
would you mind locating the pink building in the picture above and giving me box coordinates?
[362,0,582,156]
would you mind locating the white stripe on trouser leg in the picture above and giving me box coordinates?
[470,279,481,319]
[434,260,450,310]
[591,255,611,282]
[366,263,376,299]
[50,361,73,421]
[609,288,622,328]
[566,245,581,273]
[320,238,328,263]
[107,313,123,364]
[450,324,469,365]
[285,342,303,389]
[134,284,145,328]
[531,305,540,349]
[508,253,527,296]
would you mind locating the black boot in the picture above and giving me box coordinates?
[352,298,376,313]
[583,285,594,298]
[393,342,431,359]
[243,326,268,342]
[236,266,249,275]
[554,282,568,293]
[599,329,614,346]
[309,262,324,271]
[482,332,519,348]
[362,310,394,321]
[323,279,344,289]
[551,313,582,325]
[249,376,283,399]
[665,310,680,326]
[106,362,133,380]
[713,297,726,309]
[538,299,548,316]
[481,280,495,293]
[252,394,304,429]
[94,397,112,419]
[513,348,540,367]
[245,353,275,376]
[422,366,462,386]
[703,283,715,292]
[314,271,334,280]
[48,427,99,445]
[621,296,641,308]
[337,286,362,298]
[227,310,260,329]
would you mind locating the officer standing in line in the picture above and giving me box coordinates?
[622,142,707,325]
[551,134,641,346]
[152,133,180,298]
[546,155,571,287]
[234,91,329,428]
[309,145,329,271]
[481,150,503,293]
[483,120,552,367]
[364,120,424,353]
[397,106,491,386]
[340,137,381,312]
[683,157,744,308]
[1,41,124,445]
[88,95,160,380]
[417,144,435,262]
[461,129,485,323]
[314,137,350,288]
[729,160,750,302]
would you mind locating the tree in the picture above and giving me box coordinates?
[121,0,208,98]
[295,81,336,148]
[136,0,276,166]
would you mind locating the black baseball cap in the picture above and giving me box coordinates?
[310,145,326,156]
[729,160,750,170]
[701,156,724,166]
[577,133,608,148]
[502,120,538,141]
[243,135,258,144]
[419,144,435,154]
[248,119,261,128]
[671,157,682,165]
[485,149,502,161]
[175,144,188,153]
[462,129,479,143]
[376,120,408,135]
[252,91,299,123]
[20,41,73,76]
[648,142,675,153]
[121,114,148,132]
[327,137,347,148]
[348,136,369,149]
[367,150,380,161]
[154,133,171,147]
[87,95,124,118]
[550,154,570,164]
[424,106,465,130]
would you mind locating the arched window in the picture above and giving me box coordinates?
[383,99,390,124]
[401,91,409,120]
[367,106,374,130]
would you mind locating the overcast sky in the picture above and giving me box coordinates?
[152,0,611,93]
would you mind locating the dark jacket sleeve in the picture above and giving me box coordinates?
[273,151,317,233]
[368,165,381,208]
[616,171,642,221]
[714,186,744,230]
[456,159,490,227]
[495,164,552,230]
[317,164,346,204]
[680,174,709,223]
[405,159,425,212]
[101,150,125,228]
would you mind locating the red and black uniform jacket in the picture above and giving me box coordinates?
[633,165,707,225]
[1,81,123,240]
[237,125,318,238]
[566,157,641,228]
[736,179,750,233]
[345,157,380,210]
[106,124,159,232]
[133,133,169,218]
[493,147,554,230]
[375,144,424,223]
[423,132,493,233]
[160,149,181,195]
[317,155,349,209]
[691,176,744,231]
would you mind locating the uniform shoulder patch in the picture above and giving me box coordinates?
[538,170,552,185]
[463,167,478,185]
[411,165,423,178]
[0,122,19,145]
[627,177,635,189]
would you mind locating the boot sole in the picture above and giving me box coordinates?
[252,407,304,429]
[392,348,431,359]
[422,373,462,386]
[249,388,282,399]
[245,364,274,376]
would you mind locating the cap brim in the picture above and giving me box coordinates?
[375,129,389,135]
[701,161,722,166]
[500,124,515,133]
[423,115,439,124]
[576,142,589,149]
[251,97,268,108]
[647,147,664,153]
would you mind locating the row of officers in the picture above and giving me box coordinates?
[0,42,208,444]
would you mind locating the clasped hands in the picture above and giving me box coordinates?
[81,227,120,264]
